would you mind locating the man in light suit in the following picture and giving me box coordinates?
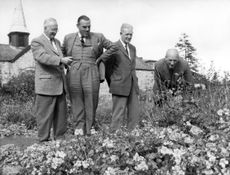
[31,18,73,142]
[62,15,117,136]
[105,23,140,132]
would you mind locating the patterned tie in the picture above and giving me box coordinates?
[80,36,85,46]
[50,39,57,50]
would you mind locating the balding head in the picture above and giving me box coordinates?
[120,23,133,44]
[165,48,180,69]
[43,18,57,28]
[43,18,58,39]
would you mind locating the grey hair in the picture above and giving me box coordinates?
[43,18,57,27]
[120,23,133,33]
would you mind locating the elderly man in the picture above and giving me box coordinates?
[153,48,193,99]
[62,15,117,135]
[31,18,73,142]
[105,23,140,132]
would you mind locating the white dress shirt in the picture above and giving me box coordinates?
[43,33,58,51]
[120,39,130,59]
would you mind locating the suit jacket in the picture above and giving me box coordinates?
[105,40,139,96]
[153,57,193,92]
[62,32,117,81]
[31,34,67,95]
[62,32,116,62]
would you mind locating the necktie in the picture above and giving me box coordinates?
[80,36,85,46]
[125,44,129,56]
[50,39,57,50]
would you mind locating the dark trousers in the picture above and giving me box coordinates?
[110,84,140,131]
[34,93,67,141]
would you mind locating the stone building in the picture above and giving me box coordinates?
[0,0,34,85]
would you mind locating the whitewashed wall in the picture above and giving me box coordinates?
[0,50,34,85]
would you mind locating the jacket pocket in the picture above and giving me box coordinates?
[39,75,52,79]
[111,74,122,81]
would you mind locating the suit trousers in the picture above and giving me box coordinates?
[68,62,100,134]
[34,93,67,142]
[110,83,140,131]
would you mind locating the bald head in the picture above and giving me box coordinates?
[43,18,58,39]
[165,49,180,69]
[120,23,133,44]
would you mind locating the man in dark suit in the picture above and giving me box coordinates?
[105,23,140,132]
[31,18,73,142]
[153,48,193,104]
[62,15,117,136]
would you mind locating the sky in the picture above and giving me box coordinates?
[0,0,230,74]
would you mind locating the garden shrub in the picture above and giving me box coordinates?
[0,70,35,102]
[0,71,36,130]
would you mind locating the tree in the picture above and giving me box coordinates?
[175,33,199,72]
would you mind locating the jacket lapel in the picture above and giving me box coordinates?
[118,40,130,61]
[129,45,135,62]
[41,34,60,56]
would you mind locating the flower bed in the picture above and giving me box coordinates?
[1,112,230,175]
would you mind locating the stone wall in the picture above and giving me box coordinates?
[99,70,154,96]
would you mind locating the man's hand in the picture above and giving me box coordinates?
[60,56,73,65]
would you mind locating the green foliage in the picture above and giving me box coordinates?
[0,70,35,102]
[0,71,36,131]
[175,33,199,72]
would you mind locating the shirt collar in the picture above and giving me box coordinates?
[78,32,82,38]
[120,39,128,48]
[43,33,52,41]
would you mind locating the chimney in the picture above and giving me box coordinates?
[8,0,29,48]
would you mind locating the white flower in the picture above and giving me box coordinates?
[90,128,97,135]
[208,134,219,142]
[207,152,216,162]
[82,160,90,168]
[55,140,61,148]
[202,169,214,175]
[219,158,228,168]
[131,128,141,136]
[110,155,118,162]
[159,146,173,155]
[55,151,66,159]
[190,125,203,135]
[104,167,116,175]
[51,157,64,169]
[134,160,148,171]
[74,129,84,136]
[102,153,107,158]
[133,152,145,162]
[73,160,82,168]
[223,108,230,116]
[217,109,224,116]
[219,117,225,123]
[186,121,192,126]
[102,138,114,148]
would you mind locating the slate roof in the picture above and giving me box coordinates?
[0,44,30,63]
